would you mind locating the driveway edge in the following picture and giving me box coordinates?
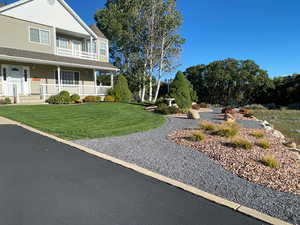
[0,117,292,225]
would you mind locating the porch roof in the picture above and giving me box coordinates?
[0,47,118,71]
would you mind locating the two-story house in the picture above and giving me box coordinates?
[0,0,118,104]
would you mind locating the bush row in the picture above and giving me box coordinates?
[46,91,116,104]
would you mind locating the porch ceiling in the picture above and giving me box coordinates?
[0,47,118,71]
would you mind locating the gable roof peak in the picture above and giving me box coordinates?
[0,0,97,39]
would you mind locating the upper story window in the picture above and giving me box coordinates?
[100,42,107,56]
[83,40,97,53]
[29,27,50,45]
[57,37,68,49]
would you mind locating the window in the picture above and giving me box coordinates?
[29,27,50,45]
[40,30,50,44]
[100,42,107,56]
[57,37,68,49]
[83,40,97,53]
[56,71,79,85]
[30,28,40,43]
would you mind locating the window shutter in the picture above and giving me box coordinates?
[55,70,58,84]
[74,72,79,85]
[3,68,7,81]
[24,69,28,82]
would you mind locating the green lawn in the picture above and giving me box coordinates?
[254,110,300,145]
[0,103,166,140]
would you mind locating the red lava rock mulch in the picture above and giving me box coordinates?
[168,128,300,195]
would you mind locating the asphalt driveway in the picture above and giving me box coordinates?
[0,125,267,225]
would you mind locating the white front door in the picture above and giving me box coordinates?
[4,65,30,96]
[73,40,81,57]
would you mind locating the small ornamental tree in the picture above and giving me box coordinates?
[112,75,132,102]
[170,71,194,109]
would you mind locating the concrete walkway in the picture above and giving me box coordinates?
[0,124,266,225]
[74,110,300,225]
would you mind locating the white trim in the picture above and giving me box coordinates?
[22,66,31,95]
[0,54,119,71]
[28,26,51,46]
[0,0,97,39]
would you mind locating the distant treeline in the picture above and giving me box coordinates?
[184,58,300,108]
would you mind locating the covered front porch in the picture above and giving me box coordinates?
[40,66,114,101]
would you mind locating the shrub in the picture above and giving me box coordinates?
[111,75,132,102]
[199,103,209,108]
[287,103,300,110]
[200,121,217,132]
[212,122,240,137]
[260,155,280,168]
[70,94,80,102]
[190,131,206,142]
[0,97,12,104]
[47,91,72,104]
[170,71,193,109]
[83,96,101,103]
[156,103,179,115]
[230,137,253,149]
[264,103,278,110]
[244,109,254,118]
[256,140,270,149]
[59,90,70,98]
[250,130,265,138]
[243,104,267,110]
[104,95,115,102]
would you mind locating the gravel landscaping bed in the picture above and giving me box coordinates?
[168,128,300,195]
[73,111,300,224]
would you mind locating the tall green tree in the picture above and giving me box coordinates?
[170,71,195,109]
[95,0,184,102]
[185,59,273,105]
[112,75,132,102]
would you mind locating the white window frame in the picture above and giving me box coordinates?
[100,41,108,56]
[57,70,80,85]
[57,37,69,49]
[29,26,50,46]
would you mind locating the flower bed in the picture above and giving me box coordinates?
[168,125,300,195]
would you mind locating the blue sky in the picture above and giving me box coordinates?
[4,0,300,77]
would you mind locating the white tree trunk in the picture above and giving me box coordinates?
[153,79,161,102]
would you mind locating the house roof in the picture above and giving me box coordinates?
[0,47,118,71]
[0,0,98,39]
[89,24,107,39]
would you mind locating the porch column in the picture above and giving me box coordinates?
[111,72,114,88]
[57,66,61,92]
[94,69,98,95]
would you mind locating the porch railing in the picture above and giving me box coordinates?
[56,48,98,61]
[40,84,112,100]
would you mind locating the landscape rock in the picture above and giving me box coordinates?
[187,109,200,120]
[224,113,235,122]
[284,141,297,149]
[272,130,285,140]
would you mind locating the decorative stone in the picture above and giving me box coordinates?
[284,141,297,149]
[224,113,235,123]
[187,109,200,120]
[272,130,285,140]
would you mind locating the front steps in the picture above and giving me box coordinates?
[18,95,46,105]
